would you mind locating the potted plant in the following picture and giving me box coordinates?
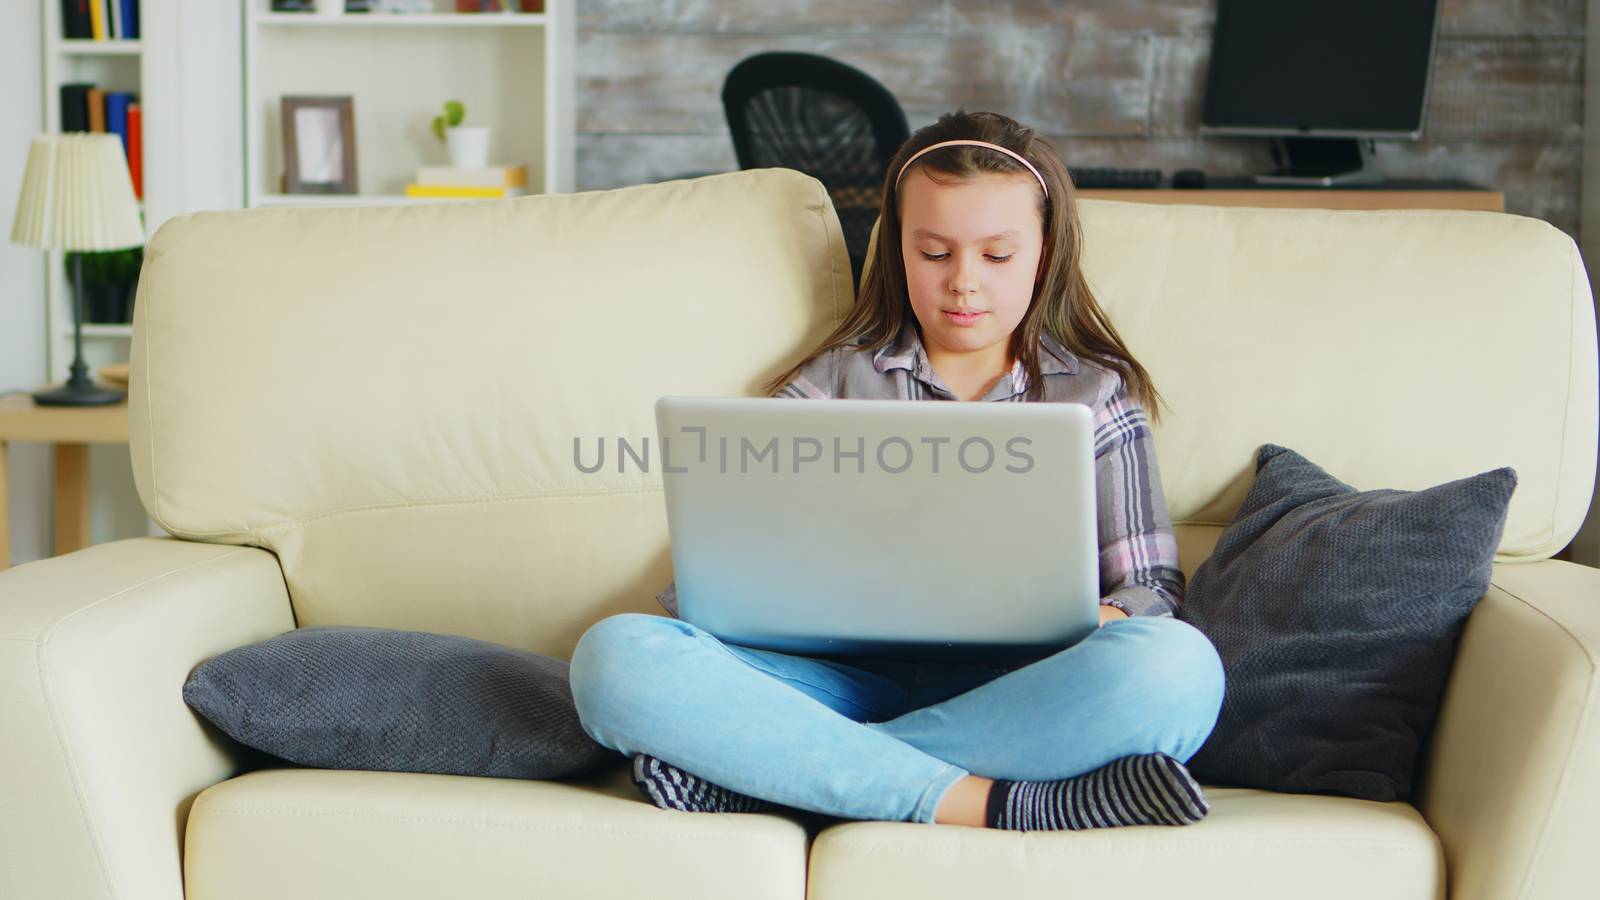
[64,246,143,324]
[431,99,490,168]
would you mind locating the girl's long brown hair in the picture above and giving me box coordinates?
[763,108,1167,424]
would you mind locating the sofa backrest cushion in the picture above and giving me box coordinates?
[860,200,1596,562]
[1071,200,1595,567]
[130,169,851,657]
[130,177,1596,657]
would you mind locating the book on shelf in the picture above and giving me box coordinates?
[61,0,91,38]
[120,0,140,39]
[87,0,106,39]
[60,83,93,131]
[404,184,527,199]
[416,164,528,188]
[127,102,142,199]
[106,91,134,152]
[87,87,106,131]
[64,0,140,40]
[56,83,143,199]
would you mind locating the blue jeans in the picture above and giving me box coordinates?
[569,612,1225,825]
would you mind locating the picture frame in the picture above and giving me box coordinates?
[281,95,358,194]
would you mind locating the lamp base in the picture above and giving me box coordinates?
[32,381,126,406]
[36,250,132,407]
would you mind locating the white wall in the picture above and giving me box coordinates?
[2,1,51,565]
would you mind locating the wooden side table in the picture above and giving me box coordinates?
[0,393,130,570]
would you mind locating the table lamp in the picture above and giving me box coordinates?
[9,133,145,406]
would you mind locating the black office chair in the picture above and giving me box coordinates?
[722,52,910,289]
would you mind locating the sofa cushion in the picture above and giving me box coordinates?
[1176,444,1517,802]
[182,762,811,900]
[806,786,1443,900]
[182,625,621,780]
[129,169,852,661]
[867,202,1595,561]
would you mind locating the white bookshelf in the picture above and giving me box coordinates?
[243,1,576,208]
[35,0,243,547]
[38,2,242,362]
[39,7,143,381]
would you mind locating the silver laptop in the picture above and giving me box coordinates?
[654,396,1101,663]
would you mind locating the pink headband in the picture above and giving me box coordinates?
[894,139,1049,200]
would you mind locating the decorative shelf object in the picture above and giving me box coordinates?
[243,0,574,207]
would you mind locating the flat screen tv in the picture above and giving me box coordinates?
[1200,0,1442,184]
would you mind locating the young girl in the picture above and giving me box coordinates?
[569,110,1225,832]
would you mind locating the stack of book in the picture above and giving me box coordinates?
[59,83,142,200]
[61,0,141,40]
[404,164,528,199]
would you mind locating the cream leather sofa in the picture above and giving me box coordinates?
[2,169,1597,900]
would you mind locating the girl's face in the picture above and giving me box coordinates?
[898,168,1045,371]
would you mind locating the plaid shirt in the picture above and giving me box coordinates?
[656,323,1186,619]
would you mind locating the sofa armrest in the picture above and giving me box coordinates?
[1417,559,1600,900]
[0,537,294,900]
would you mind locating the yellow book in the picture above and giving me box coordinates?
[416,165,528,188]
[89,0,107,40]
[404,184,526,198]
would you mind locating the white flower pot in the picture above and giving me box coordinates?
[446,127,491,169]
[315,0,344,15]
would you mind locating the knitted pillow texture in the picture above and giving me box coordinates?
[1176,443,1517,802]
[183,625,622,779]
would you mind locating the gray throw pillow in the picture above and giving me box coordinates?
[182,625,623,780]
[1176,444,1517,802]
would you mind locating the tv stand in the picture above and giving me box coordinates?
[1073,180,1502,212]
[1255,137,1384,187]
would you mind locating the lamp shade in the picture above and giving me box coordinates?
[10,133,144,251]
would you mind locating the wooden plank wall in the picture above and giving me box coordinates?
[574,0,1584,239]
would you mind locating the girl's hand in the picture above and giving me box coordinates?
[1098,604,1130,627]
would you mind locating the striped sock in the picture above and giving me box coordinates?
[631,753,781,814]
[984,753,1211,831]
